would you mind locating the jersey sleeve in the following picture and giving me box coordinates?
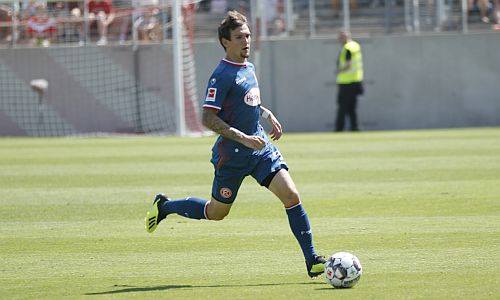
[202,71,233,111]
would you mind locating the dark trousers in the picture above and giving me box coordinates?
[335,82,362,131]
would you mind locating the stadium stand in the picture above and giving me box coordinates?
[0,0,498,47]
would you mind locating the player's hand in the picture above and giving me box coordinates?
[241,135,266,150]
[267,114,283,141]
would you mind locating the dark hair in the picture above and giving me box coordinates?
[218,10,248,51]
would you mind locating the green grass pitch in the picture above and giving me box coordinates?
[1,128,499,299]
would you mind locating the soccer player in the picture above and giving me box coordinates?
[145,10,325,278]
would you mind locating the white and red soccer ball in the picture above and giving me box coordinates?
[324,252,362,288]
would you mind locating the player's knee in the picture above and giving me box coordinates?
[282,189,300,207]
[208,210,228,221]
[210,215,226,221]
[206,203,230,221]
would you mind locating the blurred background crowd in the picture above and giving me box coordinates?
[0,0,498,47]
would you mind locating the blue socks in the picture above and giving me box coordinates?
[286,203,317,263]
[160,197,208,220]
[158,197,317,263]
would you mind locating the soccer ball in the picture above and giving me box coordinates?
[324,252,362,288]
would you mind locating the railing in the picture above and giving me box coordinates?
[0,0,174,47]
[0,0,498,48]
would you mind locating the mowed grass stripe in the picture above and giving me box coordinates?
[1,215,498,236]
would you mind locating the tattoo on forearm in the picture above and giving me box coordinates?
[202,110,245,142]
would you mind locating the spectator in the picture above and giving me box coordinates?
[265,0,286,36]
[0,4,13,43]
[135,7,162,42]
[113,0,133,43]
[51,1,73,43]
[494,0,500,29]
[66,2,86,45]
[117,0,163,44]
[469,0,490,23]
[22,0,47,17]
[87,0,115,45]
[26,3,57,47]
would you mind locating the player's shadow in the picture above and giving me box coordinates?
[85,282,325,295]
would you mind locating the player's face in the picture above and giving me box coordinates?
[224,24,251,63]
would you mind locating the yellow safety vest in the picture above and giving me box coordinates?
[336,40,363,84]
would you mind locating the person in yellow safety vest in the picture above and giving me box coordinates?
[335,30,364,132]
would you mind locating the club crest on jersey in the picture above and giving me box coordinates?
[244,87,261,106]
[220,187,232,199]
[206,88,217,101]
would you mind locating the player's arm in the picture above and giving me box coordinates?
[260,105,282,141]
[202,107,266,150]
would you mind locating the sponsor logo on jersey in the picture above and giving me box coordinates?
[236,76,246,84]
[210,78,216,85]
[206,88,217,101]
[244,87,261,106]
[220,187,232,199]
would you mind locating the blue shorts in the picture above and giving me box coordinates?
[210,143,288,204]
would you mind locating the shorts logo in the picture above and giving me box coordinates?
[220,187,232,199]
[206,88,217,101]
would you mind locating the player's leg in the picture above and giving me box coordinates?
[266,168,299,207]
[145,194,210,233]
[159,195,210,220]
[157,193,233,221]
[205,197,232,220]
[145,166,243,232]
[267,169,325,277]
[252,148,325,278]
[145,194,233,233]
[202,170,243,220]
